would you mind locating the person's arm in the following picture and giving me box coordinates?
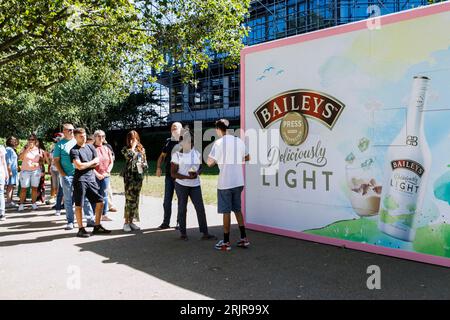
[156,152,166,177]
[53,157,66,177]
[170,162,194,180]
[207,142,218,167]
[18,147,27,161]
[94,169,104,180]
[73,158,99,171]
[52,144,66,176]
[71,147,99,171]
[106,148,114,175]
[207,157,216,167]
[5,150,12,177]
[2,154,9,181]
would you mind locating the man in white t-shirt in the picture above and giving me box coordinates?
[207,119,250,251]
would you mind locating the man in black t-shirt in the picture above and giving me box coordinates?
[156,122,182,229]
[70,128,111,238]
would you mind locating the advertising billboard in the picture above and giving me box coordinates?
[241,2,450,267]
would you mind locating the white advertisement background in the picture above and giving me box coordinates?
[244,10,450,233]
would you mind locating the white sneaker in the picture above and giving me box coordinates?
[55,210,61,216]
[31,203,38,210]
[0,216,5,221]
[129,223,140,231]
[7,202,18,208]
[65,223,74,230]
[18,204,25,212]
[123,223,132,232]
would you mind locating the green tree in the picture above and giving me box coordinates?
[108,90,167,130]
[0,65,127,138]
[0,0,250,102]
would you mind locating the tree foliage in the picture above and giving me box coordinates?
[0,0,250,103]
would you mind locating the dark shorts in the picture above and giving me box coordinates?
[217,186,244,214]
[73,180,103,207]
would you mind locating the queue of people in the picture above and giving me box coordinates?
[0,118,251,251]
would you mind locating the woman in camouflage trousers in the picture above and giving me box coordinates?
[122,130,148,232]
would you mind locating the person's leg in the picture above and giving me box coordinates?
[75,206,84,229]
[0,184,5,218]
[218,188,232,242]
[189,186,209,235]
[6,184,14,204]
[19,172,30,205]
[97,177,109,215]
[94,201,104,225]
[60,176,74,224]
[132,178,143,222]
[50,172,57,198]
[107,184,117,211]
[55,185,63,211]
[83,197,94,224]
[124,179,131,224]
[232,187,244,228]
[84,181,110,234]
[174,183,188,237]
[30,170,40,204]
[162,175,175,226]
[223,214,231,237]
[31,187,38,204]
[19,188,27,204]
[125,178,142,224]
[232,186,249,246]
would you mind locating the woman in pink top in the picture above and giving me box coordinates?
[18,134,48,211]
[93,130,114,220]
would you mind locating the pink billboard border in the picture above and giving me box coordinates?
[240,2,450,268]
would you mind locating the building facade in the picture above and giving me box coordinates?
[157,0,432,124]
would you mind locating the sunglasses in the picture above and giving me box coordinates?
[65,129,74,132]
[28,139,36,142]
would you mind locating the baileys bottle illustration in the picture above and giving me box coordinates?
[378,76,432,242]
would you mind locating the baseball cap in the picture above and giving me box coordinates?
[53,132,64,142]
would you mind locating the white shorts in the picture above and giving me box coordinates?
[20,170,41,188]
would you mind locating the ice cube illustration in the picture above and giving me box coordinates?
[358,137,370,152]
[345,152,355,164]
[361,158,374,170]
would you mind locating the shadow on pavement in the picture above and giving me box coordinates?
[76,225,450,300]
[0,232,74,247]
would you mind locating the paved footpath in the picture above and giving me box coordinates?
[0,194,449,300]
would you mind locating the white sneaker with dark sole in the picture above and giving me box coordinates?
[129,223,140,231]
[65,223,74,230]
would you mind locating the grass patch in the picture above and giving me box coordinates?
[110,160,219,205]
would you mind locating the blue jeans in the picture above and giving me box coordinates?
[55,185,64,211]
[96,176,110,215]
[174,183,208,235]
[60,175,94,224]
[163,175,176,225]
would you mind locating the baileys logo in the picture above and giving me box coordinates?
[254,89,345,145]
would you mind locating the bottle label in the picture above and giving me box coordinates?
[380,159,425,230]
[390,159,424,177]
